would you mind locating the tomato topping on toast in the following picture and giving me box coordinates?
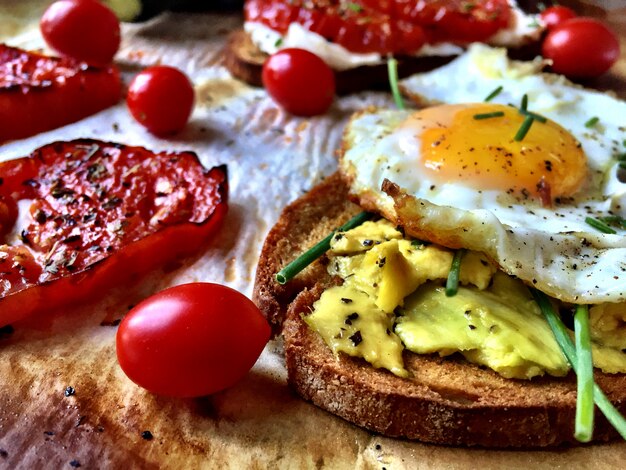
[0,44,121,142]
[0,140,228,327]
[244,0,512,54]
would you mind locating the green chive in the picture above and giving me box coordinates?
[518,109,547,123]
[622,139,626,147]
[275,212,372,284]
[514,115,535,142]
[484,86,503,102]
[345,2,363,12]
[473,111,505,120]
[585,117,600,128]
[616,153,626,161]
[531,289,626,441]
[445,249,465,297]
[574,305,594,442]
[411,239,429,247]
[585,216,617,234]
[274,38,283,48]
[520,94,528,112]
[387,58,405,110]
[620,162,626,170]
[600,215,626,228]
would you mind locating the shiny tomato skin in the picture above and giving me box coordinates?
[245,0,511,52]
[127,66,195,135]
[40,0,120,66]
[116,283,271,397]
[542,18,620,78]
[0,44,122,143]
[0,140,228,328]
[539,6,576,30]
[262,48,335,116]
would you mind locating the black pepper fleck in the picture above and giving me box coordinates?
[141,430,154,441]
[64,386,75,397]
[69,460,81,468]
[349,331,363,346]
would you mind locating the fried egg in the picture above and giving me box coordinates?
[340,45,626,305]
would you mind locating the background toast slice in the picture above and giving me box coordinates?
[222,29,454,95]
[253,172,626,447]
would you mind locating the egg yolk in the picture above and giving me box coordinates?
[401,104,587,200]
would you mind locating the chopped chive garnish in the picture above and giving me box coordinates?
[531,289,626,441]
[514,115,535,142]
[520,94,528,111]
[445,249,465,297]
[574,305,594,442]
[275,212,372,284]
[616,153,626,161]
[600,215,626,228]
[411,239,429,247]
[387,57,405,110]
[585,117,599,128]
[274,37,283,48]
[623,139,626,147]
[585,216,617,234]
[518,109,547,123]
[620,162,626,170]
[484,86,503,102]
[345,2,363,12]
[473,111,505,120]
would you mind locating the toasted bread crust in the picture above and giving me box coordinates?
[253,173,626,447]
[253,172,360,334]
[222,29,454,95]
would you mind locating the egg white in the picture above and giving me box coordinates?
[340,46,626,304]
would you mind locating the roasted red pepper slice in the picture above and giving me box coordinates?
[0,139,228,327]
[244,0,512,54]
[0,44,122,142]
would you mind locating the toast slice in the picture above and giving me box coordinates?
[252,172,626,447]
[222,29,454,95]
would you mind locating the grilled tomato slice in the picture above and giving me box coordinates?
[0,140,228,327]
[244,0,512,54]
[0,44,121,143]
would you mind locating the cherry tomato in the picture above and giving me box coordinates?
[542,18,620,79]
[127,66,195,135]
[40,0,120,66]
[539,5,576,30]
[262,48,335,116]
[116,283,270,398]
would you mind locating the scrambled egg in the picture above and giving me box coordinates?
[305,220,626,380]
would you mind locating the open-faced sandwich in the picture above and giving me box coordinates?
[253,45,626,447]
[225,0,544,93]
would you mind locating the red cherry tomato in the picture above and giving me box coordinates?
[116,283,270,398]
[262,48,335,116]
[542,18,620,79]
[539,6,576,30]
[127,66,195,135]
[40,0,120,66]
